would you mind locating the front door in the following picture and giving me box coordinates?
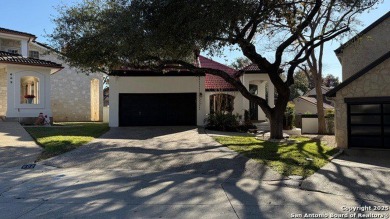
[249,84,258,120]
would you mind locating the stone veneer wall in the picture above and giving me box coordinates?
[339,18,389,81]
[29,44,104,122]
[333,58,390,148]
[0,68,7,116]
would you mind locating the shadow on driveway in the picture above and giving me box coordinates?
[301,149,390,204]
[2,127,388,218]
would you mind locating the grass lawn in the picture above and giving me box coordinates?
[214,136,338,178]
[25,122,109,160]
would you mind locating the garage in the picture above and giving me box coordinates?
[119,93,197,126]
[347,99,390,148]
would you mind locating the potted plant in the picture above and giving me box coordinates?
[24,94,35,104]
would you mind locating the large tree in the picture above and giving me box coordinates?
[290,70,310,100]
[323,74,340,87]
[50,0,380,139]
[293,0,374,134]
[230,57,251,70]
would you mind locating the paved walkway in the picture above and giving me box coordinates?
[0,122,42,167]
[301,149,390,204]
[301,134,337,148]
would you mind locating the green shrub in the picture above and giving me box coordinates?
[205,112,258,132]
[325,109,335,134]
[284,102,295,130]
[205,113,239,131]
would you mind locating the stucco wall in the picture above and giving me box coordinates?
[109,76,206,127]
[339,18,390,80]
[29,44,104,122]
[333,58,390,148]
[0,67,7,115]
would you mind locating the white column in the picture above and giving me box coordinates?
[242,76,250,115]
[21,40,28,57]
[267,81,275,107]
[258,81,266,120]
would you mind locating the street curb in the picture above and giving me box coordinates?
[328,149,344,161]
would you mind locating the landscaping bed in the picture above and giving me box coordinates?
[214,136,338,178]
[25,122,109,160]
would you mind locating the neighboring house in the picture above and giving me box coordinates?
[293,86,334,115]
[326,11,390,149]
[108,56,275,127]
[0,27,104,123]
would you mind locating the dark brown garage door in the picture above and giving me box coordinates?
[348,102,390,148]
[119,93,197,126]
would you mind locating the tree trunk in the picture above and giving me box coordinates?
[269,109,285,139]
[268,91,289,139]
[315,76,326,134]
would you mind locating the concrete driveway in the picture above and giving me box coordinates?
[0,122,42,167]
[2,126,389,218]
[301,149,390,204]
[42,126,283,181]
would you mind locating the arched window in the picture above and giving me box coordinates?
[20,76,39,104]
[210,94,235,114]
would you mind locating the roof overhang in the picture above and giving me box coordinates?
[334,11,390,55]
[295,96,334,109]
[109,69,205,77]
[205,88,238,92]
[326,51,390,97]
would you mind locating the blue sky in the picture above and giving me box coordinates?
[0,0,388,79]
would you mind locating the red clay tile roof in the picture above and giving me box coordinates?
[111,56,240,90]
[0,51,62,68]
[0,27,36,39]
[234,63,269,77]
[199,56,238,91]
[240,63,267,72]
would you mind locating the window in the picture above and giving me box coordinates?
[210,94,235,114]
[29,51,39,59]
[20,76,39,104]
[8,49,18,54]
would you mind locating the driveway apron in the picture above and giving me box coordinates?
[0,122,42,167]
[42,126,284,181]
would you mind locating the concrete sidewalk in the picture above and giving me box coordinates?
[1,165,388,219]
[301,149,390,204]
[0,122,42,167]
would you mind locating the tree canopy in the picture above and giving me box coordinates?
[51,0,382,138]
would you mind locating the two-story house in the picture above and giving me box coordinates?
[326,11,390,149]
[0,27,104,123]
